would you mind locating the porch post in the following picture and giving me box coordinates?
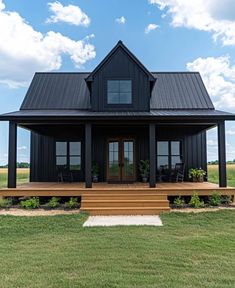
[8,121,17,188]
[217,121,227,187]
[85,123,92,188]
[149,123,156,188]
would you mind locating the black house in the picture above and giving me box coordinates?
[1,41,235,189]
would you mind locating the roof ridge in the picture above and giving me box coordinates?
[35,72,90,74]
[34,71,200,75]
[151,71,200,74]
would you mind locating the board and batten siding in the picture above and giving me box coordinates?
[30,128,207,183]
[184,132,207,180]
[91,48,150,112]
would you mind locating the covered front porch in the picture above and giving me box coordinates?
[5,118,228,189]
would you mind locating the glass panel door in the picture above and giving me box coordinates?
[122,140,135,181]
[107,138,136,182]
[107,141,120,181]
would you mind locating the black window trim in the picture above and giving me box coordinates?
[106,78,133,106]
[157,140,183,170]
[56,141,82,171]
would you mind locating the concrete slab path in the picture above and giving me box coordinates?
[83,215,163,227]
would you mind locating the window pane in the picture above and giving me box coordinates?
[56,156,67,166]
[70,142,81,156]
[157,141,169,155]
[108,93,119,104]
[120,80,131,92]
[56,142,66,156]
[107,80,132,104]
[157,156,168,169]
[171,156,182,168]
[70,156,81,170]
[108,80,119,92]
[119,93,132,104]
[171,141,180,155]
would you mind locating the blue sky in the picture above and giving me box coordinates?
[0,0,235,164]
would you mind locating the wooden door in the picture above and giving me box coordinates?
[107,138,135,183]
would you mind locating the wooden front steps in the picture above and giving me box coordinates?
[80,191,170,215]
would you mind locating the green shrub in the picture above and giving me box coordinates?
[189,193,204,208]
[0,197,12,208]
[47,197,61,208]
[173,196,185,208]
[65,197,79,209]
[20,197,40,209]
[209,192,221,206]
[221,195,232,205]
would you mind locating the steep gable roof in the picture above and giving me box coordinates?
[20,72,214,111]
[86,41,156,82]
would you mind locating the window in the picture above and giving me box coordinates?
[107,80,132,104]
[157,141,182,169]
[56,141,81,171]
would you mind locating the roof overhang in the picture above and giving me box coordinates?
[0,109,235,123]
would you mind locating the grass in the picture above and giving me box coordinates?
[0,211,234,287]
[0,168,29,188]
[208,164,235,187]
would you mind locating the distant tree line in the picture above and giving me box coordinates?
[208,160,235,165]
[0,162,30,168]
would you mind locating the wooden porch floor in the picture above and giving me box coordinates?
[1,181,235,197]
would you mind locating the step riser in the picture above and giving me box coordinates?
[83,195,167,201]
[82,208,170,216]
[83,190,161,194]
[82,201,169,208]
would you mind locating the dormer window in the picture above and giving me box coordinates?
[107,80,132,104]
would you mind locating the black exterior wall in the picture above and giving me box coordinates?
[91,48,151,112]
[30,124,207,183]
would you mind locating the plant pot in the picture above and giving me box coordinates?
[142,177,148,183]
[92,175,98,183]
[192,176,204,182]
[197,175,204,182]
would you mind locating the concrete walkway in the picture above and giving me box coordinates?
[83,215,163,227]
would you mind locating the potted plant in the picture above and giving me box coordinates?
[188,168,206,182]
[92,161,99,183]
[139,160,150,183]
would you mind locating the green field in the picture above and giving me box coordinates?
[0,211,234,288]
[0,168,29,188]
[207,164,235,187]
[0,165,235,188]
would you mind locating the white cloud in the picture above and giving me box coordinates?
[149,0,235,46]
[207,139,217,146]
[115,16,126,24]
[226,130,235,135]
[187,55,235,110]
[47,1,90,26]
[0,0,95,88]
[145,23,159,33]
[17,146,27,151]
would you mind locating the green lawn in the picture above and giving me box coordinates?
[208,164,235,187]
[0,211,234,288]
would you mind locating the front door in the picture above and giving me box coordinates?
[107,138,135,182]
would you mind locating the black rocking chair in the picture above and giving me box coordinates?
[58,169,73,183]
[171,163,185,182]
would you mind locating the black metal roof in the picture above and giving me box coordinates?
[151,72,214,110]
[1,109,235,121]
[20,72,90,110]
[20,71,215,111]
